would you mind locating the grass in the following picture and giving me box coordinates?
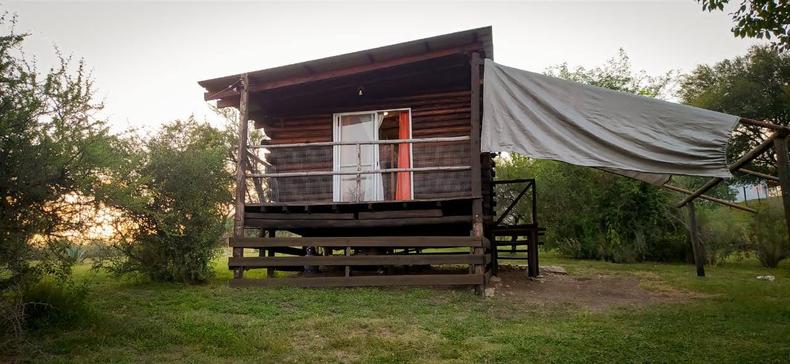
[9,253,790,363]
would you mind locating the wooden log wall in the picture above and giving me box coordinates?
[260,91,473,203]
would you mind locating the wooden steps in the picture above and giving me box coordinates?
[491,224,543,277]
[229,254,484,267]
[228,235,490,288]
[230,274,484,288]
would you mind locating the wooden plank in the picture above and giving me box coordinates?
[206,43,484,100]
[244,215,471,229]
[228,254,484,267]
[245,196,473,208]
[357,209,443,219]
[245,212,355,220]
[229,274,484,288]
[230,236,486,248]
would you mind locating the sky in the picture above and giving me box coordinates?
[4,1,764,134]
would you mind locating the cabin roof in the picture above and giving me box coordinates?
[198,26,493,102]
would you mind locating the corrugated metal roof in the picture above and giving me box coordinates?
[198,27,493,98]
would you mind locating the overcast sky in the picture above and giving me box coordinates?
[4,1,763,133]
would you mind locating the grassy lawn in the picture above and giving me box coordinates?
[13,253,790,363]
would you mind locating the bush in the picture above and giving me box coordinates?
[697,206,750,265]
[498,156,689,263]
[106,118,234,283]
[18,281,89,330]
[747,203,789,268]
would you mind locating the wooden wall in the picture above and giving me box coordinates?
[261,90,472,203]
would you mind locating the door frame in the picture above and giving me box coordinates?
[332,108,413,202]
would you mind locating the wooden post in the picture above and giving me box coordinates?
[266,229,275,278]
[469,51,485,294]
[773,136,790,241]
[686,201,705,277]
[527,228,539,277]
[232,74,251,280]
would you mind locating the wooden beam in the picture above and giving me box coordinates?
[469,52,486,294]
[232,73,250,279]
[229,274,484,288]
[230,236,488,248]
[740,117,790,132]
[527,227,540,277]
[244,215,471,230]
[773,136,790,242]
[205,43,484,101]
[357,209,443,219]
[228,254,484,267]
[245,212,356,220]
[676,133,779,207]
[662,184,756,213]
[738,168,780,182]
[686,201,706,277]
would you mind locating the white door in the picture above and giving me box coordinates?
[333,113,382,202]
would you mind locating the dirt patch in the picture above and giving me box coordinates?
[490,265,701,311]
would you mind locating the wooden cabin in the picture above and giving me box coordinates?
[199,27,540,290]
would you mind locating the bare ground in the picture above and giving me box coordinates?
[490,265,704,311]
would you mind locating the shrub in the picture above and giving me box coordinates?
[18,281,89,330]
[746,203,789,268]
[498,156,689,263]
[697,206,751,265]
[106,118,234,283]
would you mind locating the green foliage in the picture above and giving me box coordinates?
[498,156,687,262]
[0,12,134,292]
[64,244,88,265]
[106,118,234,284]
[546,48,675,98]
[698,0,790,50]
[678,46,790,179]
[697,206,751,265]
[17,280,90,330]
[747,201,789,268]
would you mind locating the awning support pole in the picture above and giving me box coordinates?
[686,201,706,277]
[773,136,790,243]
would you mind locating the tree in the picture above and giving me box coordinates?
[106,118,234,283]
[678,46,790,177]
[0,13,134,290]
[698,0,790,51]
[546,48,675,98]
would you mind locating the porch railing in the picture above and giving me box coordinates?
[243,136,472,203]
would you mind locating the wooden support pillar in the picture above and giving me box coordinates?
[232,74,251,280]
[469,51,485,294]
[686,201,706,277]
[774,136,790,243]
[527,228,539,278]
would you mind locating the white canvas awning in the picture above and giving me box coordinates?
[481,59,740,185]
